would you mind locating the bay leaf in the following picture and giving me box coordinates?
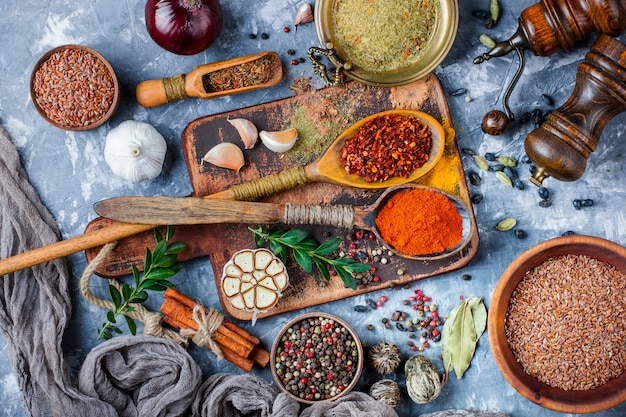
[449,301,478,379]
[440,301,465,373]
[468,297,487,338]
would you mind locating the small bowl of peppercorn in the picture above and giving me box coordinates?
[271,312,363,404]
[489,235,626,413]
[30,44,120,131]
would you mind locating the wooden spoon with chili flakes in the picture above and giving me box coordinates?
[136,51,283,107]
[93,183,471,261]
[208,109,445,201]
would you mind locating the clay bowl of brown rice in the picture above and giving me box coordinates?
[30,44,120,131]
[489,235,626,413]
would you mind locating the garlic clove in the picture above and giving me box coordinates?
[295,2,314,26]
[259,128,298,153]
[227,117,258,149]
[202,142,245,171]
[104,120,167,182]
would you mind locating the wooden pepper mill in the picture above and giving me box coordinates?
[474,0,626,134]
[525,34,626,185]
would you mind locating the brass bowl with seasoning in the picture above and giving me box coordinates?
[30,44,120,131]
[489,235,626,413]
[312,0,459,86]
[270,312,363,404]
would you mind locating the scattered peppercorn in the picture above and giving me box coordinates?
[538,187,550,200]
[249,33,257,39]
[539,199,553,208]
[461,148,476,156]
[513,179,525,190]
[298,57,305,63]
[541,93,554,106]
[291,59,299,66]
[283,26,290,33]
[484,152,496,162]
[468,170,481,186]
[462,274,471,281]
[261,32,269,39]
[287,49,296,55]
[562,230,576,236]
[514,229,526,239]
[451,88,467,97]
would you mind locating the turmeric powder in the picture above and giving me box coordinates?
[375,188,463,256]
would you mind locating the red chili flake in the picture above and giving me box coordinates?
[340,114,432,182]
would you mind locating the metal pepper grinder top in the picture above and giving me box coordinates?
[473,0,626,185]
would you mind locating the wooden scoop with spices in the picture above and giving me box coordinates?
[136,51,283,107]
[94,184,471,261]
[209,109,445,201]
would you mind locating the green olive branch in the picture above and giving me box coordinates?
[97,226,188,340]
[249,226,371,290]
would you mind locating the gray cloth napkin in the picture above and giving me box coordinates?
[78,335,202,417]
[300,392,399,417]
[191,373,300,417]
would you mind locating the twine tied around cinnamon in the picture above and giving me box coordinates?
[79,241,188,346]
[179,305,225,360]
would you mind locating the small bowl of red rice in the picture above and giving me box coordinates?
[489,235,626,413]
[30,44,120,131]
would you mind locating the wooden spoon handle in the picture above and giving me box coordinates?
[0,222,155,276]
[136,74,188,108]
[228,166,310,201]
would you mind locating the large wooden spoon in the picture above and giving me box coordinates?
[0,110,443,275]
[209,109,445,200]
[136,51,283,107]
[93,184,472,261]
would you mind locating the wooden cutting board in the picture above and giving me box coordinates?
[85,73,479,321]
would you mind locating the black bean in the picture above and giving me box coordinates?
[539,199,552,208]
[452,88,467,96]
[353,305,368,313]
[472,9,489,18]
[468,170,482,186]
[582,199,595,207]
[538,187,550,200]
[503,166,517,179]
[489,163,504,172]
[541,94,554,106]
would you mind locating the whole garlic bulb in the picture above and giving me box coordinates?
[104,120,167,182]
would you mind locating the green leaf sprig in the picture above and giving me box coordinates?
[98,226,188,340]
[249,226,371,290]
[440,297,487,380]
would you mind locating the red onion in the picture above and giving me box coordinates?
[145,0,223,55]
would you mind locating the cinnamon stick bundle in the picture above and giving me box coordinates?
[160,288,270,372]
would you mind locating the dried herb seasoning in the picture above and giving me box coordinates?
[202,54,281,93]
[332,0,438,73]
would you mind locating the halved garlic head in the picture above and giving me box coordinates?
[259,128,298,153]
[221,249,289,313]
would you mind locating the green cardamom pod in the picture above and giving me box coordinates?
[495,171,513,187]
[479,34,496,49]
[496,155,517,167]
[473,155,490,171]
[496,217,517,231]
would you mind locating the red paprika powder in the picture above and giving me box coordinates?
[375,188,463,256]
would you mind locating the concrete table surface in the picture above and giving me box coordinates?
[0,1,625,416]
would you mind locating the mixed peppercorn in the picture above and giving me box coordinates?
[274,316,360,401]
